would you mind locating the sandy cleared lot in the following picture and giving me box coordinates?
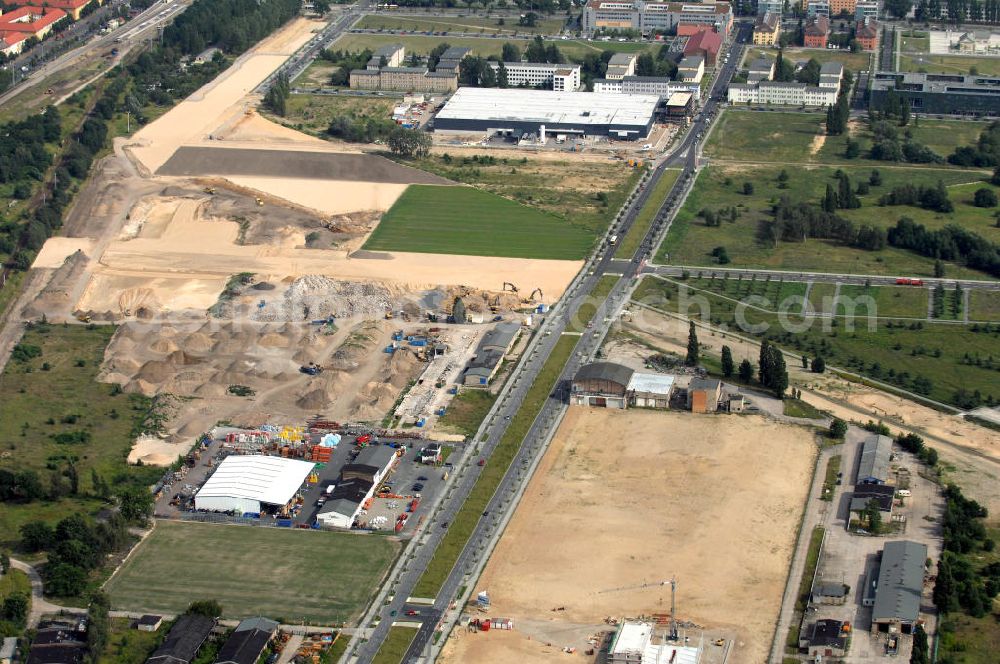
[441,408,816,664]
[225,176,408,214]
[127,18,323,173]
[31,237,94,268]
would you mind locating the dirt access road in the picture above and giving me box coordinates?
[440,408,817,664]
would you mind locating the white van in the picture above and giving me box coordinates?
[897,489,912,497]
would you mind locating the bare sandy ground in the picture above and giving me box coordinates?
[127,18,323,173]
[31,237,94,268]
[440,409,816,664]
[224,177,407,214]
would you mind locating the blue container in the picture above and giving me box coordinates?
[242,512,260,519]
[276,519,293,528]
[416,418,426,428]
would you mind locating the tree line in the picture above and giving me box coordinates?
[915,0,1000,23]
[887,217,1000,278]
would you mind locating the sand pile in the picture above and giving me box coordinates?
[24,250,89,320]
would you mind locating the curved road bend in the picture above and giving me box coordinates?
[348,21,752,664]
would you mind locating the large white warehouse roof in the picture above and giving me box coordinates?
[196,455,314,508]
[435,87,660,127]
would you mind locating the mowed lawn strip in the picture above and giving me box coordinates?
[412,335,577,597]
[105,521,399,623]
[614,169,680,259]
[364,185,592,259]
[970,289,1000,321]
[838,285,929,319]
[371,626,418,664]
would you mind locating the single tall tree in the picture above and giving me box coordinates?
[721,345,734,377]
[685,321,699,366]
[738,358,754,383]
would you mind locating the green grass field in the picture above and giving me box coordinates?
[569,275,619,332]
[705,110,990,167]
[437,389,496,438]
[364,184,593,259]
[371,626,417,664]
[0,324,164,548]
[105,521,400,623]
[658,162,997,279]
[357,13,566,36]
[899,32,930,53]
[412,334,577,598]
[407,153,640,243]
[614,169,680,259]
[744,47,873,73]
[900,53,1000,76]
[633,277,1000,406]
[837,285,929,318]
[292,61,340,88]
[329,33,656,62]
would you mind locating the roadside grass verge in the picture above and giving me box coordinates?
[568,275,620,333]
[371,626,418,664]
[364,185,593,260]
[783,398,825,420]
[411,335,577,598]
[614,169,681,259]
[796,527,825,614]
[437,389,497,438]
[820,455,842,501]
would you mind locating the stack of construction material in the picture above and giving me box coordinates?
[311,445,332,462]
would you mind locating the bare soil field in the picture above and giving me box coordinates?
[440,408,816,664]
[126,17,323,173]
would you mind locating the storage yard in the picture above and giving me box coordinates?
[440,408,816,664]
[154,421,454,535]
[104,520,399,622]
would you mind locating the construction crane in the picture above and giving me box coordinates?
[502,282,519,293]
